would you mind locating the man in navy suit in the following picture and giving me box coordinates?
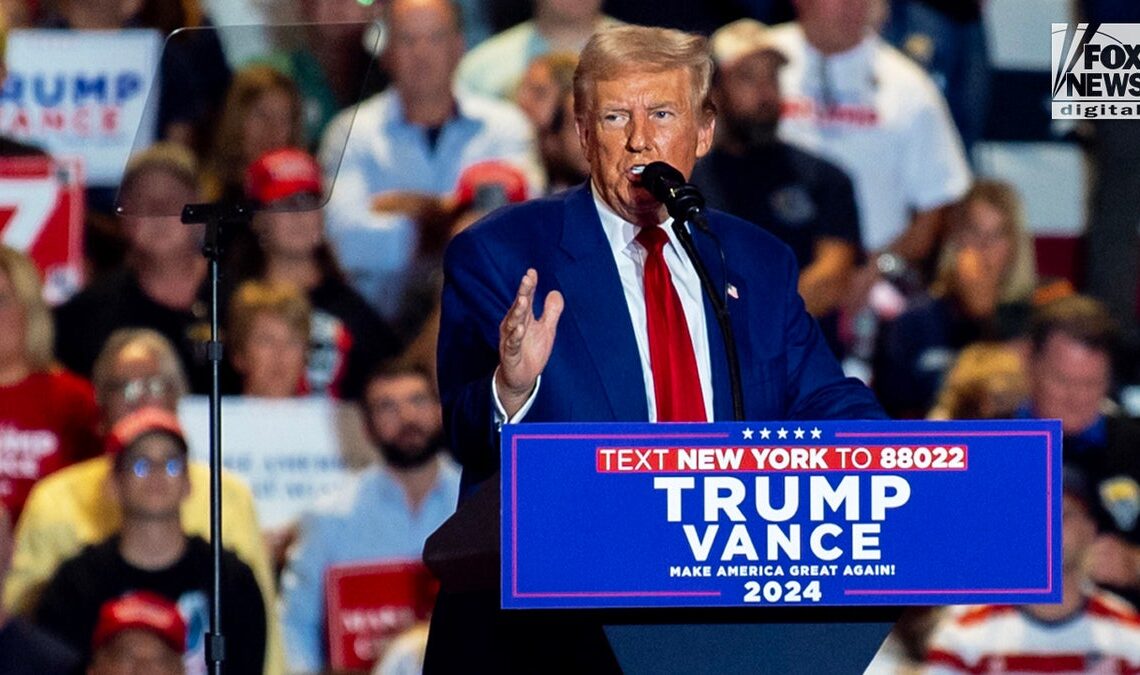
[428,24,885,673]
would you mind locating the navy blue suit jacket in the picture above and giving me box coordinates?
[438,183,885,495]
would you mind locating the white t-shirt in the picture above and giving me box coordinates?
[769,23,971,252]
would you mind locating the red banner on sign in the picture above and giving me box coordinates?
[0,154,85,304]
[325,560,438,672]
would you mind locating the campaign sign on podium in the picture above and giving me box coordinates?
[501,419,1061,609]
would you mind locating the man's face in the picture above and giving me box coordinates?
[114,434,189,522]
[1030,333,1111,434]
[89,630,185,675]
[386,0,464,102]
[364,373,442,469]
[714,51,783,147]
[104,346,181,424]
[577,68,714,226]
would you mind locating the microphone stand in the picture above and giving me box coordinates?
[670,213,745,421]
[180,200,254,675]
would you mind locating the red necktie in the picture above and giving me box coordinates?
[636,226,707,422]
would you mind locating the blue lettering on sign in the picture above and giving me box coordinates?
[0,71,147,106]
[33,75,64,106]
[73,75,107,105]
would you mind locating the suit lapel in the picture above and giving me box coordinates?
[692,223,752,421]
[552,186,649,421]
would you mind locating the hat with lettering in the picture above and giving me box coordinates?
[710,19,788,69]
[104,407,187,457]
[245,147,323,205]
[454,160,529,212]
[92,591,187,653]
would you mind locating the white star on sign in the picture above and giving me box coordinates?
[759,427,771,440]
[811,427,822,439]
[777,427,788,439]
[793,427,805,440]
[742,427,754,440]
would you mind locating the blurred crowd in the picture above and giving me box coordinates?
[0,0,1138,673]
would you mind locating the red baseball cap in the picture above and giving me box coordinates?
[92,591,187,653]
[104,407,187,457]
[454,160,528,211]
[245,147,323,205]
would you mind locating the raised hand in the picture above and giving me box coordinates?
[495,268,564,418]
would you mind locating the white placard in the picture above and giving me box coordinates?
[178,396,361,529]
[0,29,162,186]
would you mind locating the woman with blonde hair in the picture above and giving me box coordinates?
[0,245,101,521]
[874,180,1037,418]
[200,64,305,204]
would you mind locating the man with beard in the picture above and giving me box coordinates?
[278,361,460,673]
[691,19,862,353]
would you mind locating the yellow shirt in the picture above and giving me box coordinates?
[4,456,284,675]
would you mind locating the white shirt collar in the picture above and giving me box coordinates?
[590,183,682,259]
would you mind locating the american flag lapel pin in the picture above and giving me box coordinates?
[727,283,739,300]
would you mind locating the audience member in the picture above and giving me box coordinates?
[924,467,1140,674]
[0,504,81,675]
[267,0,388,143]
[0,246,100,521]
[233,147,401,400]
[5,329,282,675]
[54,144,213,394]
[279,361,459,673]
[34,407,266,674]
[200,65,305,204]
[692,18,861,354]
[927,342,1027,421]
[227,280,310,398]
[456,0,617,101]
[86,592,186,675]
[514,52,578,133]
[398,160,531,378]
[874,180,1036,418]
[1021,295,1140,606]
[769,0,970,294]
[317,0,543,320]
[37,0,231,152]
[882,0,990,158]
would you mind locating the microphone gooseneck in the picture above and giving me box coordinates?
[640,161,745,420]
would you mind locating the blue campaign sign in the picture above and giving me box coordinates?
[501,419,1062,610]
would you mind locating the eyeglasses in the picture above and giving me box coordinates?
[109,376,176,406]
[129,456,186,479]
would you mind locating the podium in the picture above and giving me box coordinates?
[425,420,1061,673]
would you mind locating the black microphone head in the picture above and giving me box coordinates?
[640,161,685,204]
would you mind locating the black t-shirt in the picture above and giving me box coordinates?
[0,618,81,675]
[309,277,401,400]
[691,142,863,270]
[34,535,266,675]
[53,269,213,394]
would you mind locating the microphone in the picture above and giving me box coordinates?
[640,161,709,231]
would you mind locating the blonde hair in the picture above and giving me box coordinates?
[119,142,199,203]
[91,329,190,410]
[930,342,1027,420]
[0,245,53,372]
[934,180,1037,304]
[201,65,303,202]
[574,25,715,123]
[227,280,311,354]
